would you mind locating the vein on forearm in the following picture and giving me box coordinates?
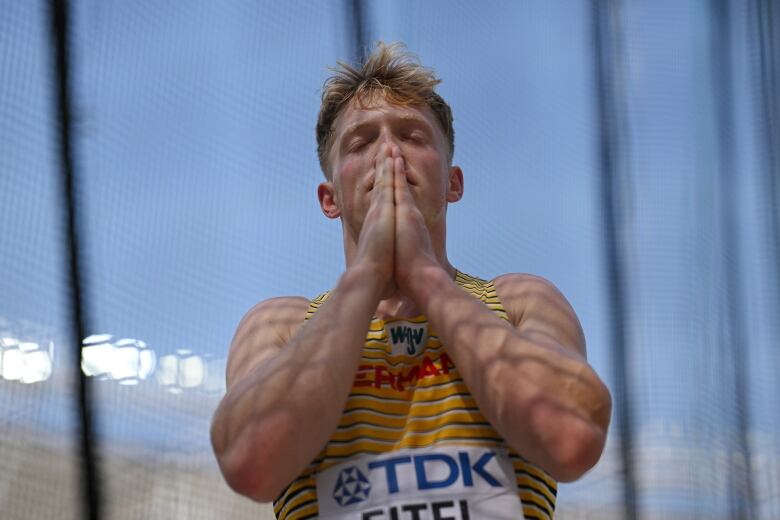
[414,270,607,449]
[214,269,382,472]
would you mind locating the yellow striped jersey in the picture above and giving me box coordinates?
[273,270,557,519]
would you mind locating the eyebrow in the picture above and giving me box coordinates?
[340,113,432,140]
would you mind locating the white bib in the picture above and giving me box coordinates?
[315,445,525,519]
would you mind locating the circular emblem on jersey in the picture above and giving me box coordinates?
[332,466,371,506]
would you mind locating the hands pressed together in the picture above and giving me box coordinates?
[354,143,440,297]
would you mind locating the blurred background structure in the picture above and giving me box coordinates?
[1,1,779,519]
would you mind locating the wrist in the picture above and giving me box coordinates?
[403,263,455,309]
[341,263,389,301]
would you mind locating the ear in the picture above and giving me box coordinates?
[446,166,464,203]
[317,181,341,219]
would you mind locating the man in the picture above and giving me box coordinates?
[211,42,611,520]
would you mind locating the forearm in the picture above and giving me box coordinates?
[408,266,611,480]
[211,266,384,500]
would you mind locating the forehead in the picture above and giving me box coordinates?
[332,96,438,136]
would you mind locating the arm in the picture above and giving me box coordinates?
[391,149,610,481]
[210,267,384,501]
[211,143,400,501]
[405,267,611,481]
[390,143,610,480]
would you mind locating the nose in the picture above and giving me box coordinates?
[378,128,401,152]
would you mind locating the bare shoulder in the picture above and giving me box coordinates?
[226,296,310,389]
[493,273,587,358]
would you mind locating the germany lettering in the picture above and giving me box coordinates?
[354,354,456,392]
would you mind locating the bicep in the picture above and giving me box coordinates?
[225,296,309,390]
[495,274,587,359]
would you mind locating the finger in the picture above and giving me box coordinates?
[379,152,395,199]
[373,144,395,207]
[372,143,387,184]
[371,144,386,187]
[393,152,415,207]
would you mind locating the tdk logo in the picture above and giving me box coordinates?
[318,448,522,519]
[387,321,428,356]
[332,466,372,506]
[366,451,501,495]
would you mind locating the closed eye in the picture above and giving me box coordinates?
[404,131,428,144]
[346,133,377,153]
[347,140,368,153]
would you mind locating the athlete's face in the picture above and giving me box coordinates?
[318,95,463,238]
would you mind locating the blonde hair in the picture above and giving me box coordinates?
[316,42,455,179]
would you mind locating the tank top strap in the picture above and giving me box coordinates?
[454,269,511,322]
[304,291,330,321]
